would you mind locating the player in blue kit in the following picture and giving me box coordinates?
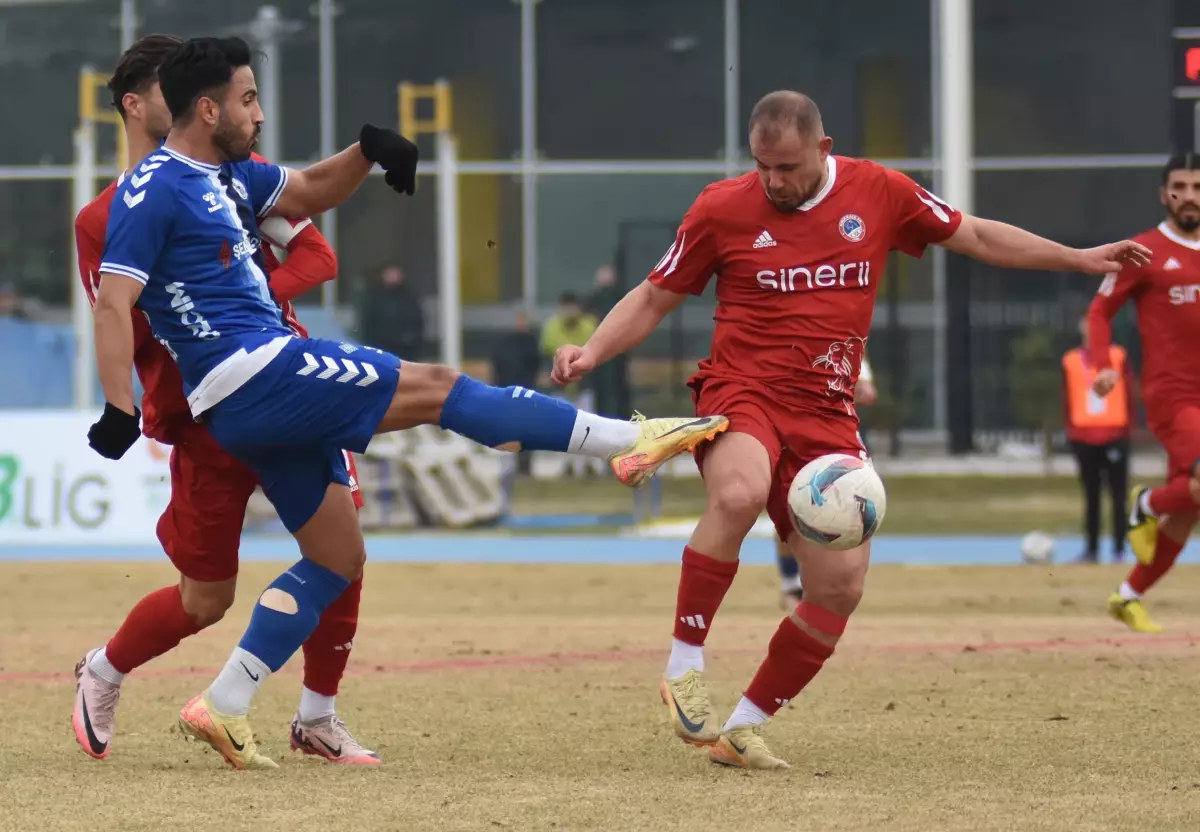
[88,37,728,769]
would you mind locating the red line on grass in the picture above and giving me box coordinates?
[4,633,1196,685]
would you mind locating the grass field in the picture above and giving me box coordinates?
[4,560,1200,831]
[509,474,1113,535]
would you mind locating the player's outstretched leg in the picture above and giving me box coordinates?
[776,537,803,608]
[374,361,727,487]
[291,574,380,765]
[205,338,726,489]
[1108,510,1197,633]
[709,534,869,771]
[661,432,773,746]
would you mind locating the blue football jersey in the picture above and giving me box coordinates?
[100,147,294,413]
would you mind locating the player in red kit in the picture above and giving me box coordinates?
[553,91,1151,769]
[70,35,379,765]
[1088,153,1200,633]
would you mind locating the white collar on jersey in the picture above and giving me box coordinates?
[797,155,838,212]
[160,146,221,173]
[1158,220,1200,251]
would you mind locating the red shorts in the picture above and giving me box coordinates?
[156,423,364,582]
[690,376,866,541]
[1150,404,1200,481]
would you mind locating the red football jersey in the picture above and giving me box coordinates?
[649,156,962,417]
[1087,223,1200,428]
[74,156,336,443]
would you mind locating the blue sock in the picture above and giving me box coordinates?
[237,559,350,671]
[439,376,578,452]
[207,559,350,716]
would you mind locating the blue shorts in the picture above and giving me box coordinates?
[205,337,401,531]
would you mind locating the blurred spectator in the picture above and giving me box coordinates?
[0,282,31,320]
[355,265,424,360]
[586,265,631,418]
[491,308,542,391]
[1062,314,1133,564]
[540,292,597,409]
[493,308,543,486]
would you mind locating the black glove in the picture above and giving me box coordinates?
[88,403,142,460]
[359,124,419,196]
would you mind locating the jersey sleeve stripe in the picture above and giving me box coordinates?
[653,239,678,273]
[99,262,150,285]
[258,167,289,218]
[664,232,687,276]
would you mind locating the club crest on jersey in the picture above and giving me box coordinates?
[838,214,866,243]
[230,177,249,201]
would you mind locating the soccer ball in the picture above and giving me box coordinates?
[1019,531,1055,564]
[787,454,887,551]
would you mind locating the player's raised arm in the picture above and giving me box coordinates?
[268,126,419,219]
[552,200,718,385]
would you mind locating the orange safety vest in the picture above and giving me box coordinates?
[1062,346,1129,429]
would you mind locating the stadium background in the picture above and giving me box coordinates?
[0,0,1196,555]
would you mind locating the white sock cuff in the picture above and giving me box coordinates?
[724,697,770,731]
[666,638,705,678]
[89,647,126,685]
[1119,581,1141,601]
[298,687,337,722]
[567,412,641,458]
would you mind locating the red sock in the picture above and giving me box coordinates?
[104,585,203,674]
[672,547,738,646]
[1127,532,1186,595]
[1148,477,1197,516]
[302,576,362,696]
[742,603,845,715]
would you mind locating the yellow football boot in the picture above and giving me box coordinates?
[610,413,728,488]
[178,693,278,770]
[1107,592,1163,634]
[1127,486,1158,566]
[659,669,721,745]
[709,724,791,770]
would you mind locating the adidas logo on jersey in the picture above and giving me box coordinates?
[1165,257,1182,271]
[752,230,777,249]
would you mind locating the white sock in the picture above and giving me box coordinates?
[208,647,272,717]
[724,697,770,731]
[1119,581,1142,601]
[1140,490,1157,519]
[665,638,704,678]
[88,647,125,686]
[567,411,641,458]
[780,575,803,592]
[298,687,337,723]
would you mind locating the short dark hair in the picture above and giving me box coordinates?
[559,292,580,306]
[108,34,183,119]
[1163,152,1200,184]
[749,90,823,141]
[158,36,254,123]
